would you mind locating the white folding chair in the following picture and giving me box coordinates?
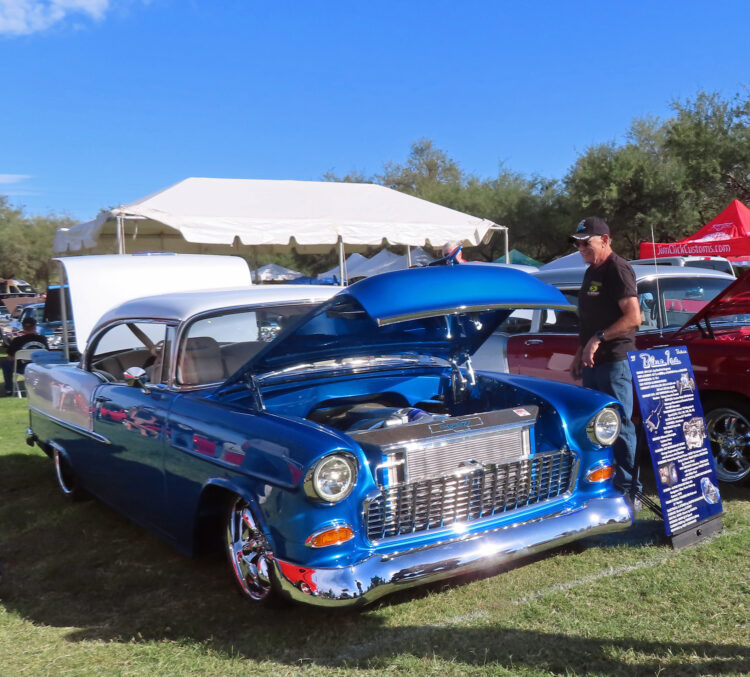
[12,343,45,397]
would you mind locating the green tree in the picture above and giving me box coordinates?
[0,196,30,279]
[665,90,750,220]
[564,117,693,257]
[377,138,463,196]
[0,196,74,288]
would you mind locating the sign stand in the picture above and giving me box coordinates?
[668,515,723,549]
[628,347,724,550]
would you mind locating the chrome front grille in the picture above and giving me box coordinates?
[403,424,531,483]
[364,448,575,541]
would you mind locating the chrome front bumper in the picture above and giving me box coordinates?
[273,495,633,607]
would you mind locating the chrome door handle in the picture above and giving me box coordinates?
[524,339,543,346]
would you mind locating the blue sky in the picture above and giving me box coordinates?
[1,0,748,223]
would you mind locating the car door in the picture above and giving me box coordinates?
[507,292,581,384]
[86,320,176,530]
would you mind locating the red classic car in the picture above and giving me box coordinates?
[472,265,750,485]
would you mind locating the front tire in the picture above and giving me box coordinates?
[225,496,275,603]
[705,399,750,485]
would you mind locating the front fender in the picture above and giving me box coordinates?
[490,372,624,452]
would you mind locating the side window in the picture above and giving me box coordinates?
[540,309,579,333]
[638,290,659,330]
[495,309,533,334]
[90,321,170,384]
[540,292,579,333]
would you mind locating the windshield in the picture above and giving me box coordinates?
[637,277,732,330]
[28,307,44,323]
[179,302,321,386]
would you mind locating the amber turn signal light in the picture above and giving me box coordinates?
[586,464,615,483]
[305,525,355,548]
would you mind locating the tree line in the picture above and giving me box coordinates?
[2,89,748,287]
[324,90,749,265]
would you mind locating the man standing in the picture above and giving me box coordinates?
[2,316,48,395]
[569,217,642,511]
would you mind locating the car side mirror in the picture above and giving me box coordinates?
[123,366,149,391]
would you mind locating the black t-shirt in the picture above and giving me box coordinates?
[8,332,48,357]
[578,252,637,363]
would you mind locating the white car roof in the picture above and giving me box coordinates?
[93,284,340,331]
[534,264,735,287]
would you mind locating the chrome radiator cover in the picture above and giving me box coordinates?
[351,407,576,541]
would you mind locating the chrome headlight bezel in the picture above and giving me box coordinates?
[304,452,358,503]
[586,407,621,447]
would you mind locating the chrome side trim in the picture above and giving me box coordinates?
[377,303,576,327]
[28,405,112,445]
[272,494,632,608]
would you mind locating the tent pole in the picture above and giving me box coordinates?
[338,238,346,286]
[58,261,70,362]
[116,214,125,255]
[407,245,412,267]
[505,227,509,264]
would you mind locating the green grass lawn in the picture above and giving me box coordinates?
[0,395,748,676]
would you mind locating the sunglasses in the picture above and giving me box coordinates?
[573,238,593,248]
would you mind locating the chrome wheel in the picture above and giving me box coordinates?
[705,405,750,484]
[226,497,274,602]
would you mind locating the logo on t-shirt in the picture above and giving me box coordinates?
[587,281,602,296]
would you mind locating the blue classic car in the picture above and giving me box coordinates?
[25,256,633,607]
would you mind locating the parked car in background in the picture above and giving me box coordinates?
[4,300,75,352]
[2,302,45,346]
[1,302,38,346]
[0,277,38,299]
[473,265,750,485]
[629,255,735,277]
[24,258,632,608]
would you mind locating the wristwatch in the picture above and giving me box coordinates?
[596,330,606,342]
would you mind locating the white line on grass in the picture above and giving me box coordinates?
[337,523,749,661]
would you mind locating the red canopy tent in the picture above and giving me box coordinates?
[639,200,750,261]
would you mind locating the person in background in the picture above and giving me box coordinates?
[2,316,48,395]
[430,241,467,265]
[568,217,643,513]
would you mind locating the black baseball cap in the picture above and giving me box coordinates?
[569,217,610,243]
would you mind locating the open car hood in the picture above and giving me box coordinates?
[675,269,750,335]
[222,264,573,384]
[57,254,252,353]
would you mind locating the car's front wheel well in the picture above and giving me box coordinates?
[192,485,238,556]
[700,390,750,412]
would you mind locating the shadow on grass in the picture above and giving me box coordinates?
[1,451,748,675]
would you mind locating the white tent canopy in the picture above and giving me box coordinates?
[539,251,585,270]
[252,263,303,282]
[53,178,504,257]
[317,252,369,280]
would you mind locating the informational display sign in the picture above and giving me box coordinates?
[628,347,723,540]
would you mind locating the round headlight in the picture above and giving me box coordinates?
[306,453,357,503]
[587,407,621,446]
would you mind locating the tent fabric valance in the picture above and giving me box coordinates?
[54,178,500,255]
[639,200,750,261]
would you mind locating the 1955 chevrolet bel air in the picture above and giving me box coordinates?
[24,255,633,607]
